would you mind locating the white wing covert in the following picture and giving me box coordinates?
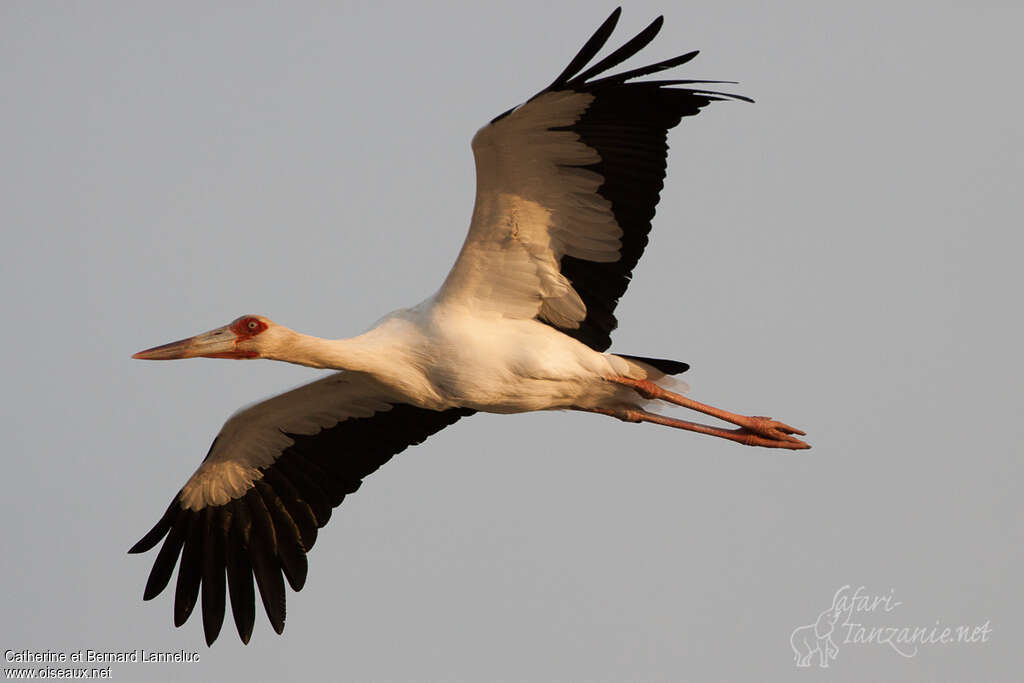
[438,8,750,351]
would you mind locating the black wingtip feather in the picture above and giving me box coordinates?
[249,539,286,635]
[570,15,664,85]
[226,499,256,644]
[592,50,700,85]
[128,498,178,554]
[173,514,203,627]
[685,88,754,104]
[549,7,621,89]
[255,480,308,591]
[143,512,190,601]
[245,491,287,634]
[201,507,227,646]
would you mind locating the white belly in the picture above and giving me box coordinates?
[424,312,625,413]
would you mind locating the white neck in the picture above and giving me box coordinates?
[264,328,382,373]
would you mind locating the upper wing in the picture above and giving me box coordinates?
[437,9,751,351]
[129,372,473,645]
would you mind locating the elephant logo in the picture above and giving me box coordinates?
[790,589,845,668]
[789,584,993,666]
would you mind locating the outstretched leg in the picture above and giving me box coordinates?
[588,407,809,449]
[606,377,810,449]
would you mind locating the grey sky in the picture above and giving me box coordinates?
[2,1,1021,680]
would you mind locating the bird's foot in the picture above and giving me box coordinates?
[734,416,810,449]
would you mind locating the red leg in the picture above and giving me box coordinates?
[588,407,809,450]
[607,377,810,449]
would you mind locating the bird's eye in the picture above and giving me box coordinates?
[247,320,259,330]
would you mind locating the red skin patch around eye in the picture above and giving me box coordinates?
[213,318,268,357]
[230,317,268,341]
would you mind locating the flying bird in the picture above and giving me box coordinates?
[130,8,809,645]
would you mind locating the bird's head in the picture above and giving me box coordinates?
[132,314,281,360]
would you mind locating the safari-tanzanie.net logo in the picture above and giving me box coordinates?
[789,585,992,668]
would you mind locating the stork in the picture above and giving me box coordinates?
[130,8,809,645]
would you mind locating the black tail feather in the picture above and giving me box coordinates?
[617,354,689,375]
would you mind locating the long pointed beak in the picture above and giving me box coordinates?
[133,325,243,360]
